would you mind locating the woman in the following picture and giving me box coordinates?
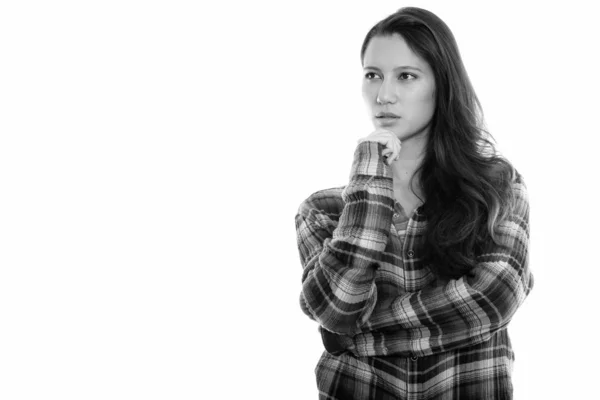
[295,7,533,400]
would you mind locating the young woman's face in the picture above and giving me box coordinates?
[362,34,436,142]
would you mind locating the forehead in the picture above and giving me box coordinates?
[363,34,428,71]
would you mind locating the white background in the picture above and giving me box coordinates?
[1,1,598,399]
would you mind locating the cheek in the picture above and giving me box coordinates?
[361,85,372,101]
[423,95,436,115]
[404,93,435,124]
[362,82,380,100]
[418,88,436,115]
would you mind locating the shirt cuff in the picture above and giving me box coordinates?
[349,140,393,179]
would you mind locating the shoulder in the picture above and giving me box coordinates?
[511,169,528,202]
[296,185,346,220]
[487,161,529,221]
[506,168,530,223]
[492,158,527,204]
[512,167,526,186]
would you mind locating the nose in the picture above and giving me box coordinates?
[376,79,397,104]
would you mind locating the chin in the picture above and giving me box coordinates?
[388,130,405,139]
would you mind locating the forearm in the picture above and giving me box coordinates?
[296,141,395,334]
[350,179,533,355]
[351,265,534,356]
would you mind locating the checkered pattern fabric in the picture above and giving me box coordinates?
[295,141,533,399]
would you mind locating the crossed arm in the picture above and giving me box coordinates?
[295,140,395,335]
[295,140,533,354]
[353,184,533,355]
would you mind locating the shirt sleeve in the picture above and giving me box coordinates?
[295,141,395,335]
[351,177,534,356]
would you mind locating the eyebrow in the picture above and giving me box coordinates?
[363,65,423,72]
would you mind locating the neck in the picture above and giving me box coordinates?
[391,133,427,187]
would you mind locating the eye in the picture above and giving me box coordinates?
[364,72,381,80]
[399,72,416,81]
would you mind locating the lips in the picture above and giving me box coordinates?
[376,112,400,118]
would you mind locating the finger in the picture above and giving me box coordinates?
[390,143,400,161]
[358,137,378,145]
[393,149,400,162]
[358,135,375,143]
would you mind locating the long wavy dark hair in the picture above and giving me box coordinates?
[361,7,518,279]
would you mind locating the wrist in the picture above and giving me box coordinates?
[349,141,393,179]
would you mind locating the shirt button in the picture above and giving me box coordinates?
[407,249,415,258]
[393,213,399,218]
[410,355,418,361]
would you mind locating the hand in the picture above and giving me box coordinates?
[321,328,352,356]
[357,129,402,165]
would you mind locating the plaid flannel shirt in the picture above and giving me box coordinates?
[295,141,533,399]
